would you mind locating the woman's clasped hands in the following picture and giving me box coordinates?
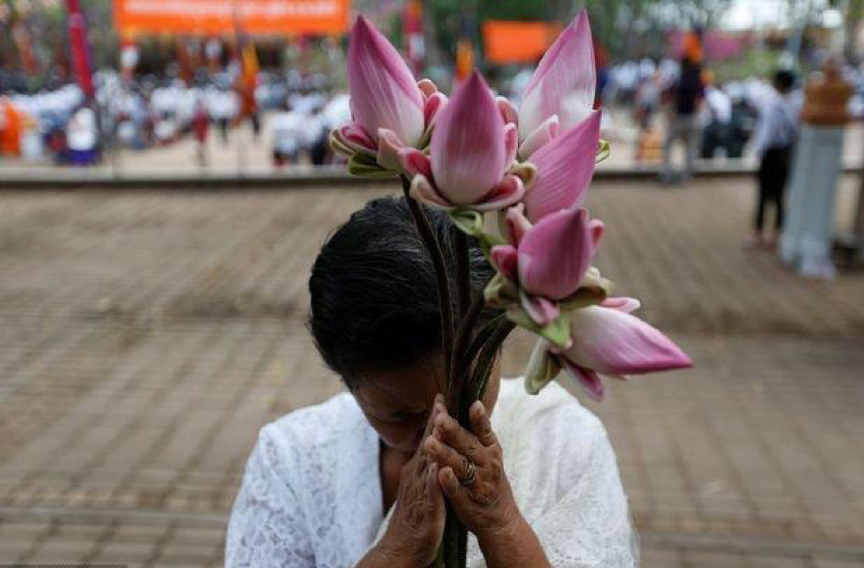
[374,394,526,567]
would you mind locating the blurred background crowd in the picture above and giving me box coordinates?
[0,0,863,173]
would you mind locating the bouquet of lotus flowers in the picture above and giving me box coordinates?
[332,13,692,568]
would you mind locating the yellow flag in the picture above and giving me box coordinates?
[242,41,259,83]
[456,39,473,82]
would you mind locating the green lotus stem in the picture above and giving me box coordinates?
[457,318,516,565]
[403,178,516,568]
[447,229,473,414]
[460,313,508,374]
[454,229,472,319]
[444,507,461,566]
[401,175,455,391]
[449,287,488,411]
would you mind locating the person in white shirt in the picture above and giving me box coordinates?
[700,79,733,158]
[269,101,304,167]
[208,88,237,145]
[226,197,637,568]
[303,103,330,166]
[66,104,98,166]
[748,69,800,249]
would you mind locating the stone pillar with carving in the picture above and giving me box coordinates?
[780,61,853,278]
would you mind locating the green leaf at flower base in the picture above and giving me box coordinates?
[417,125,433,150]
[347,153,398,179]
[509,161,538,189]
[476,231,507,260]
[484,272,519,308]
[558,267,614,312]
[596,139,611,164]
[450,209,508,260]
[449,209,485,236]
[524,339,563,395]
[329,129,356,159]
[506,307,572,350]
[558,285,608,312]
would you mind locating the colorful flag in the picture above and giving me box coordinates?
[403,0,424,75]
[455,38,473,82]
[66,0,94,98]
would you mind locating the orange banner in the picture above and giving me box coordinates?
[114,0,350,38]
[482,21,563,65]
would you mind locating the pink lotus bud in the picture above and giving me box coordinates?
[564,305,693,377]
[348,16,425,147]
[430,70,507,206]
[517,208,593,300]
[518,11,596,141]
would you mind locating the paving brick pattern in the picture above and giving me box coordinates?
[0,179,862,567]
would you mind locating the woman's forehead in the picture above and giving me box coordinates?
[354,365,441,411]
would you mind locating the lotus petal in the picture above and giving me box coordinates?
[518,115,560,160]
[472,174,525,212]
[376,128,405,172]
[397,147,433,179]
[523,111,601,223]
[417,78,438,98]
[588,217,605,254]
[518,10,596,138]
[559,357,605,401]
[504,123,519,167]
[490,244,519,283]
[424,92,447,125]
[502,203,532,246]
[601,297,641,313]
[338,122,376,154]
[409,174,452,209]
[520,289,561,327]
[496,96,518,125]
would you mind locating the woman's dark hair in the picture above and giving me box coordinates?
[309,196,496,388]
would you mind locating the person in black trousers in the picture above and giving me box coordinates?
[750,69,799,249]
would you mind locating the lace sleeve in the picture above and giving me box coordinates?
[530,408,639,568]
[225,427,316,568]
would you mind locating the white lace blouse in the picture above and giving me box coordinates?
[225,378,638,567]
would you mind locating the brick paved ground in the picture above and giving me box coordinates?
[0,177,862,567]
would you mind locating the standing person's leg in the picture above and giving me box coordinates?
[662,114,680,183]
[760,148,784,248]
[752,151,771,247]
[771,146,792,243]
[682,115,697,181]
[251,112,261,138]
[219,118,229,144]
[764,153,780,248]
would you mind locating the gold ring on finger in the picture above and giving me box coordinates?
[460,459,476,487]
